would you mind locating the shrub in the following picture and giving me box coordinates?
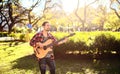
[9,32,17,39]
[0,32,8,37]
[54,40,88,57]
[91,34,119,53]
[19,34,25,40]
[75,41,88,51]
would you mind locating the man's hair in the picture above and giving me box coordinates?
[42,21,49,26]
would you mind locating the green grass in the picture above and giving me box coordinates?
[0,44,120,74]
[0,42,33,73]
[0,31,120,74]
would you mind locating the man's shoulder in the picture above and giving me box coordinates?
[37,31,43,34]
[34,31,43,37]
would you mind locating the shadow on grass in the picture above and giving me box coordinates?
[1,41,25,51]
[11,54,120,74]
[11,54,39,70]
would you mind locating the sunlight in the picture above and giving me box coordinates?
[20,0,110,15]
[20,0,33,9]
[61,0,95,13]
[62,0,78,13]
[61,0,110,13]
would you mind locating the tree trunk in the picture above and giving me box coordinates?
[28,11,31,24]
[0,23,4,31]
[8,23,14,34]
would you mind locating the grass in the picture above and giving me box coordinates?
[0,42,120,74]
[0,42,33,73]
[0,31,120,74]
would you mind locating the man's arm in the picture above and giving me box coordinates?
[48,33,68,45]
[57,38,68,45]
[30,32,41,47]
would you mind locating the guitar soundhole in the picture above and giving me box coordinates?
[43,46,47,50]
[37,47,40,48]
[37,46,46,50]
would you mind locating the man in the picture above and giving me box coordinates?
[30,21,67,74]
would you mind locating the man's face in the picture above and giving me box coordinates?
[44,23,51,31]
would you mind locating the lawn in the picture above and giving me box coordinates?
[0,41,120,74]
[0,31,120,74]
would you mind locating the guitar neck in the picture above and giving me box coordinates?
[46,33,75,48]
[45,37,65,48]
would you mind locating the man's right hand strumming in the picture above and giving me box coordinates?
[36,42,44,48]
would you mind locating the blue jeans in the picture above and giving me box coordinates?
[38,58,55,74]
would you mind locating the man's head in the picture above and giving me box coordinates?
[42,21,51,31]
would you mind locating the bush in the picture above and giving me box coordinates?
[53,32,120,56]
[75,41,88,51]
[0,32,8,37]
[54,40,88,57]
[19,34,25,40]
[9,32,17,39]
[54,40,76,56]
[111,39,120,54]
[91,34,120,53]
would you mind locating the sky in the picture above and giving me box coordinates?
[62,0,78,13]
[20,0,44,16]
[20,0,114,16]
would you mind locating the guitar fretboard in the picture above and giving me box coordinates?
[45,33,75,48]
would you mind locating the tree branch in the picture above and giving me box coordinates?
[32,17,42,27]
[86,0,98,7]
[8,0,14,23]
[110,0,120,18]
[14,19,27,24]
[0,12,9,27]
[43,0,61,13]
[75,0,84,23]
[116,0,120,4]
[30,0,42,11]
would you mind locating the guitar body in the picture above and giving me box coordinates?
[33,33,75,59]
[34,39,53,59]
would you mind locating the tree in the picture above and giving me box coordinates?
[110,0,120,19]
[75,0,98,31]
[0,0,61,33]
[104,12,120,31]
[92,5,108,30]
[0,0,38,33]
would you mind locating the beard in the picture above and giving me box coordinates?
[46,30,50,31]
[46,28,50,31]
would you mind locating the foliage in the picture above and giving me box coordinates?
[52,31,120,56]
[0,32,8,37]
[104,12,120,31]
[91,34,116,52]
[0,0,61,33]
[19,34,25,40]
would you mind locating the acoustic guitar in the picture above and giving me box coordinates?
[33,33,75,59]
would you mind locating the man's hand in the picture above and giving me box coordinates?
[36,42,44,48]
[62,38,68,43]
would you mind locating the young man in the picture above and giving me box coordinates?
[30,21,67,74]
